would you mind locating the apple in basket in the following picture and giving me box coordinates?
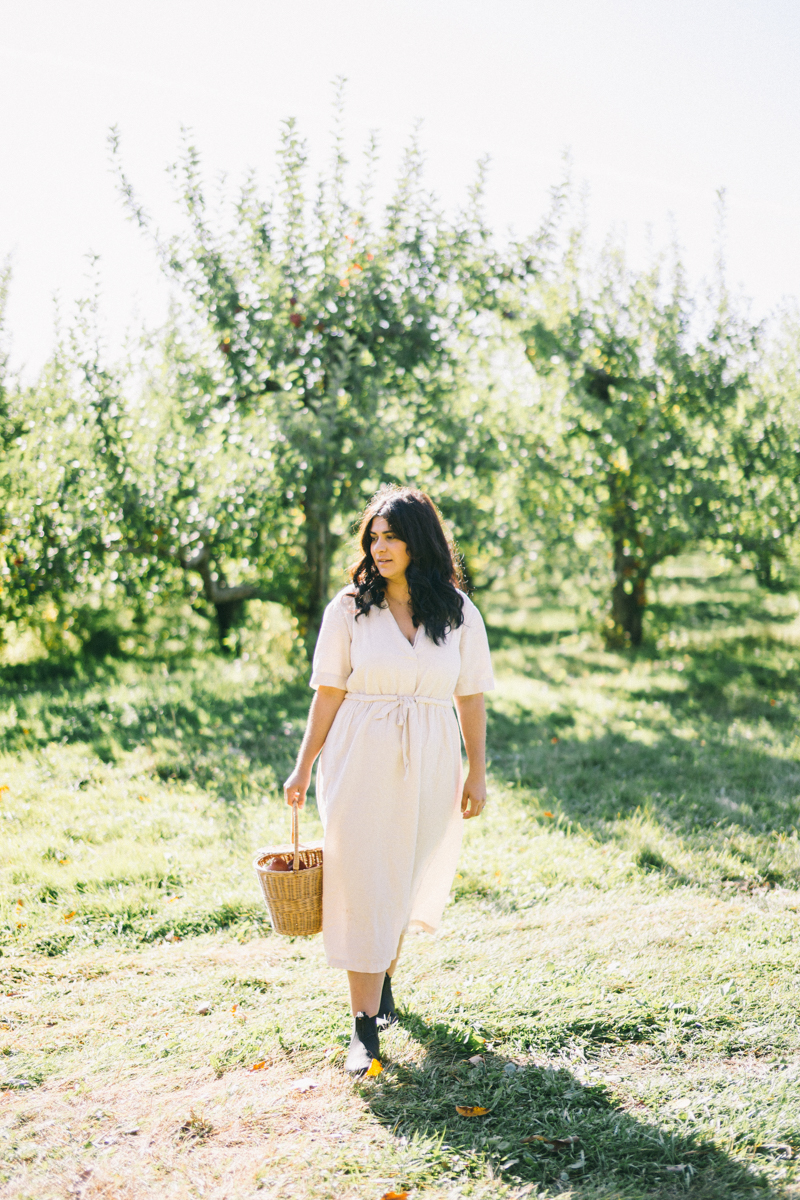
[266,856,310,872]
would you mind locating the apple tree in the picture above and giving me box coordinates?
[111,110,483,650]
[506,237,758,646]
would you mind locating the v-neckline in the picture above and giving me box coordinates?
[385,603,419,650]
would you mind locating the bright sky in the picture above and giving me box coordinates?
[2,0,798,379]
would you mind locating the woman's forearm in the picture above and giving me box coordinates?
[454,693,487,774]
[284,686,347,807]
[295,686,347,774]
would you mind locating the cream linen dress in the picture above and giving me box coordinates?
[310,587,495,972]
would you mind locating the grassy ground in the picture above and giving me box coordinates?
[2,558,800,1199]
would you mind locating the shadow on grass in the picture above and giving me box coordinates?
[0,653,311,805]
[647,570,798,633]
[485,565,800,885]
[488,706,800,835]
[486,623,569,650]
[367,1014,768,1199]
[633,642,799,731]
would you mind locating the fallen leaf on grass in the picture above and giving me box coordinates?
[63,911,76,922]
[382,1192,408,1199]
[467,1054,484,1065]
[292,1077,319,1092]
[522,1135,580,1150]
[456,1105,490,1117]
[365,1058,383,1077]
[248,1061,267,1072]
[543,811,554,818]
[0,785,9,794]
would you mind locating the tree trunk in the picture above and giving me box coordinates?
[298,481,337,657]
[607,542,649,648]
[604,472,649,649]
[755,548,774,589]
[180,544,259,652]
[214,597,245,648]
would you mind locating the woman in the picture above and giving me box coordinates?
[283,485,494,1074]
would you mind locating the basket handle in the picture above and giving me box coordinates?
[291,801,300,872]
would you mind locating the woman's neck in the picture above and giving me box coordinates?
[385,576,411,605]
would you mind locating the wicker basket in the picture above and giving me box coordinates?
[253,803,323,936]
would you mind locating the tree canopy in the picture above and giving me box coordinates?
[1,116,796,658]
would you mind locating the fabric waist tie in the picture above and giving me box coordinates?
[343,692,453,778]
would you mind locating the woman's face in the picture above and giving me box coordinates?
[369,516,411,582]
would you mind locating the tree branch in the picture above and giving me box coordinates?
[179,543,260,605]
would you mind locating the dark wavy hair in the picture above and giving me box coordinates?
[349,485,465,645]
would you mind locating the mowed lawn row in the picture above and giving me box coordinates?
[2,558,800,1200]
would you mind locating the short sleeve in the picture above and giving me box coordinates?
[309,595,353,690]
[453,597,495,696]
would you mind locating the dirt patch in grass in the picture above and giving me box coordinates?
[1,1060,374,1200]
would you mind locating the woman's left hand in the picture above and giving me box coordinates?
[461,771,487,819]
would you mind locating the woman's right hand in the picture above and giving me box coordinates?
[283,765,311,809]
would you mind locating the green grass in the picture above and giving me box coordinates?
[2,557,800,1198]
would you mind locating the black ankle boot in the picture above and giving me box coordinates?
[376,973,397,1028]
[345,1012,381,1075]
